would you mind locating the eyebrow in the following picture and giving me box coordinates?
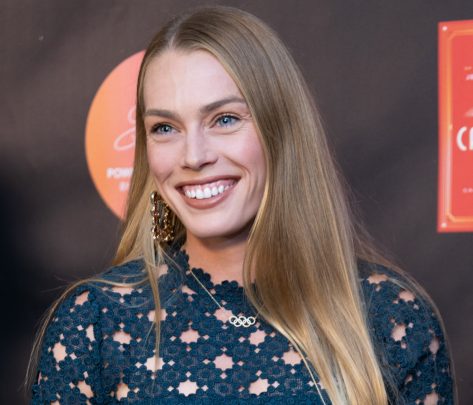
[144,96,247,120]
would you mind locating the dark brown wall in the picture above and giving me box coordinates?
[1,0,471,403]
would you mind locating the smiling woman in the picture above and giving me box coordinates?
[27,5,455,405]
[144,50,266,250]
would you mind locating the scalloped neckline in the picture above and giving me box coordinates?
[171,247,258,294]
[181,249,244,285]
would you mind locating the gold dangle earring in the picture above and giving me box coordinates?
[150,191,175,243]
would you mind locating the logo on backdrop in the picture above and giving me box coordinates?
[85,51,144,219]
[438,20,473,232]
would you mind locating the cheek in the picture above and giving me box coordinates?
[238,137,266,180]
[146,143,175,182]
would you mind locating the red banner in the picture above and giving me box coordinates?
[438,20,473,232]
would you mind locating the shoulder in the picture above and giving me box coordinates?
[51,259,148,317]
[39,259,147,346]
[357,260,454,404]
[39,256,187,349]
[357,260,440,346]
[31,259,151,403]
[100,258,147,282]
[45,256,183,329]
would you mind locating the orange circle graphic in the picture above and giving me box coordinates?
[85,51,144,219]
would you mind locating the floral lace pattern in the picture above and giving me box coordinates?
[31,250,453,404]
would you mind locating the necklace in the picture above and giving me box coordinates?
[188,267,326,404]
[178,250,326,404]
[188,268,258,328]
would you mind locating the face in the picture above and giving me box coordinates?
[143,50,266,243]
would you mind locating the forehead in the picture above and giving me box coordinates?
[143,50,243,109]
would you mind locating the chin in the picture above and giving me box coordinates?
[183,219,255,243]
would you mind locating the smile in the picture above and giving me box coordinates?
[181,179,237,200]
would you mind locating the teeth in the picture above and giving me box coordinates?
[183,181,234,200]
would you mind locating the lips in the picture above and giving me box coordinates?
[176,177,239,207]
[181,179,236,200]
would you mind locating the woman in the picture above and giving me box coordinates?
[28,6,455,404]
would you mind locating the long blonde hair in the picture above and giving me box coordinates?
[116,5,388,404]
[28,5,442,404]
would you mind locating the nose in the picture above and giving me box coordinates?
[181,129,218,170]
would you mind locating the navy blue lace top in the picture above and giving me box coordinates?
[31,248,454,404]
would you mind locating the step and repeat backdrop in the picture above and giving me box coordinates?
[1,1,472,403]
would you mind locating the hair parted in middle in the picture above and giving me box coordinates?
[114,5,390,405]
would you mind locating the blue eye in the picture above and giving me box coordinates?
[216,114,239,127]
[151,123,174,135]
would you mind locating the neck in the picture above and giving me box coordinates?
[183,232,249,286]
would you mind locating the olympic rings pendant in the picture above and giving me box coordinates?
[229,315,256,327]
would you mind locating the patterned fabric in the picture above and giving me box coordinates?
[31,248,454,404]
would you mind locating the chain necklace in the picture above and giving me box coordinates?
[188,268,258,328]
[178,250,325,403]
[188,267,327,403]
